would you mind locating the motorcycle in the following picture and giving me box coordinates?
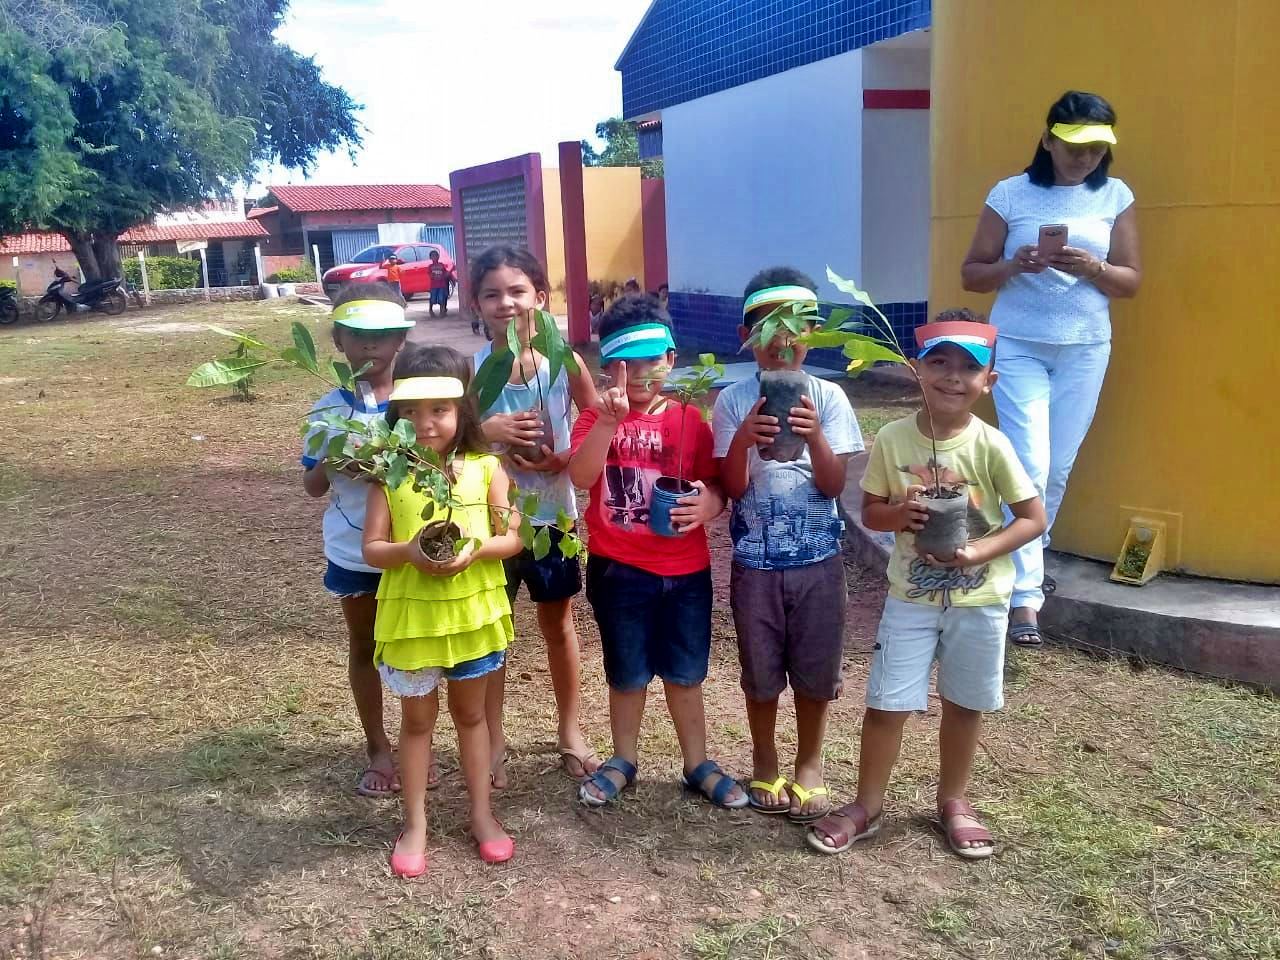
[35,267,127,322]
[0,284,18,325]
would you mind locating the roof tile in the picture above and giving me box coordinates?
[268,184,451,212]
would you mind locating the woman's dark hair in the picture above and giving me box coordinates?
[597,293,670,342]
[468,245,550,300]
[385,345,488,457]
[1026,90,1116,189]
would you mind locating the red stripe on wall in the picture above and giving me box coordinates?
[863,89,930,109]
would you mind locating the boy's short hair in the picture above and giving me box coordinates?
[743,266,818,301]
[429,249,441,259]
[933,307,987,324]
[597,293,670,343]
[331,280,406,310]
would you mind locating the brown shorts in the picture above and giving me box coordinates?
[730,555,848,702]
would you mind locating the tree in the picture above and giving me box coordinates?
[0,0,361,282]
[580,117,663,179]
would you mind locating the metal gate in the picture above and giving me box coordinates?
[418,224,456,258]
[459,177,528,255]
[331,229,379,265]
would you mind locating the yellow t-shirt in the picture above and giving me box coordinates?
[861,415,1037,607]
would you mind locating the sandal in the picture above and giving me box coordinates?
[683,760,749,810]
[578,756,637,807]
[490,747,508,791]
[559,745,600,782]
[356,765,400,798]
[1007,622,1043,647]
[747,776,791,815]
[389,831,428,879]
[937,798,995,860]
[787,782,831,824]
[806,801,881,855]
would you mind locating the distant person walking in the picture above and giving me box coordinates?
[961,90,1142,647]
[427,249,455,317]
[381,253,404,300]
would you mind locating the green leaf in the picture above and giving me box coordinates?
[697,352,717,367]
[329,360,355,390]
[305,431,326,457]
[531,309,565,388]
[841,339,907,365]
[280,346,317,373]
[385,453,409,489]
[559,536,581,559]
[326,434,348,459]
[825,267,877,308]
[518,520,536,550]
[555,509,574,532]
[292,321,318,367]
[472,347,516,414]
[532,526,552,561]
[819,307,855,332]
[186,357,274,387]
[521,491,541,519]
[421,499,436,521]
[505,313,523,360]
[392,418,416,446]
[206,325,267,349]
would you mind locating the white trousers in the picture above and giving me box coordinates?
[992,337,1111,611]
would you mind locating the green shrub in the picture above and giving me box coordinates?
[124,256,202,291]
[265,262,316,283]
[0,279,15,292]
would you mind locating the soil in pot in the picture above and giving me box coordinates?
[649,476,695,537]
[418,520,463,562]
[914,490,969,561]
[512,405,556,464]
[757,370,809,463]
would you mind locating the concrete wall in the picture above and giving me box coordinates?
[861,41,930,303]
[1,252,64,295]
[931,0,1280,582]
[662,49,864,300]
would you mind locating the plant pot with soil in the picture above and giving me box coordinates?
[648,354,724,538]
[913,489,968,561]
[757,369,810,463]
[414,517,465,564]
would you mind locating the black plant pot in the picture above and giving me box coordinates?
[757,370,809,463]
[914,492,968,561]
[512,405,555,463]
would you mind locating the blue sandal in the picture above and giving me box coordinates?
[684,759,749,809]
[578,756,637,807]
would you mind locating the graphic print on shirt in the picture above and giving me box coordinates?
[729,469,844,566]
[898,457,996,603]
[599,419,670,531]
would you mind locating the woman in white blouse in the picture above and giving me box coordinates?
[961,91,1142,647]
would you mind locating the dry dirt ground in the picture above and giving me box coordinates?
[0,302,1277,960]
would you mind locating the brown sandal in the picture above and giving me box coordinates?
[937,798,995,860]
[558,745,600,782]
[806,801,881,855]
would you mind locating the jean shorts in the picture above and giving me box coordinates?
[866,596,1008,713]
[585,555,712,692]
[504,526,582,604]
[378,649,506,699]
[324,561,381,598]
[429,287,448,306]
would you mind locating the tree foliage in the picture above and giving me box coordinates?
[580,117,662,179]
[0,0,361,280]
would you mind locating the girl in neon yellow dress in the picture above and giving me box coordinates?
[363,346,522,876]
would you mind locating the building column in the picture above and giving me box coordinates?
[558,141,590,346]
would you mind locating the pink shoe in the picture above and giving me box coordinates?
[476,834,514,864]
[389,831,428,878]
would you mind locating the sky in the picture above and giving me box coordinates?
[251,0,653,194]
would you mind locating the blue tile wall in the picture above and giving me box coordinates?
[620,0,931,119]
[668,291,928,370]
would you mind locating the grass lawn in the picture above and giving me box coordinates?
[1,301,1277,959]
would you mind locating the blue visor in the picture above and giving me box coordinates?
[600,322,676,362]
[917,336,992,367]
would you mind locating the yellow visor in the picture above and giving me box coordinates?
[332,299,414,331]
[1051,122,1117,145]
[389,376,464,401]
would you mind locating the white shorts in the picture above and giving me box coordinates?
[865,596,1008,713]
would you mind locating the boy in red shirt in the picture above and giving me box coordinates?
[569,294,747,810]
[427,249,455,317]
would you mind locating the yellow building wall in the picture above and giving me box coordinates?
[931,0,1280,583]
[542,166,647,314]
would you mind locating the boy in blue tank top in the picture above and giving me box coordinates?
[468,246,601,785]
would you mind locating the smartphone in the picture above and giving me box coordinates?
[1037,223,1068,256]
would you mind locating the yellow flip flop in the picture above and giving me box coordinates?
[747,776,791,815]
[787,783,831,824]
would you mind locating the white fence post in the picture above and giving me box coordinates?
[138,251,151,305]
[199,247,210,301]
[11,256,20,297]
[312,244,322,289]
[254,244,265,286]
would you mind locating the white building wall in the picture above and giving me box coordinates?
[662,50,864,301]
[860,40,930,303]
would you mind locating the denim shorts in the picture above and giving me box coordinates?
[866,596,1008,713]
[429,287,448,306]
[324,561,381,598]
[585,554,712,692]
[504,526,582,604]
[378,649,506,699]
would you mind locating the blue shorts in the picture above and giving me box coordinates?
[379,649,506,698]
[324,561,381,598]
[585,555,712,692]
[504,526,582,603]
[429,287,448,306]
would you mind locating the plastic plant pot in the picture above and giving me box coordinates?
[512,406,555,464]
[757,370,809,463]
[649,476,695,537]
[914,492,969,561]
[416,520,464,564]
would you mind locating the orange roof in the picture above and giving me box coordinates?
[0,221,267,255]
[246,205,279,219]
[268,184,451,212]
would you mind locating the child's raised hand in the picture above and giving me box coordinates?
[736,396,780,446]
[898,484,929,532]
[594,361,630,424]
[787,395,820,441]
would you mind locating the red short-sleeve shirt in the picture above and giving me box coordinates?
[570,402,715,576]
